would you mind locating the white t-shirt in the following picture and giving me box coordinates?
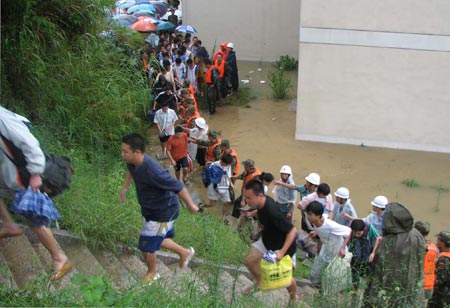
[153,108,178,135]
[312,218,351,262]
[188,127,208,160]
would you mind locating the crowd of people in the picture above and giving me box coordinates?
[1,23,448,308]
[139,29,449,307]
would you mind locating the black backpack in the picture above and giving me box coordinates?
[1,135,73,197]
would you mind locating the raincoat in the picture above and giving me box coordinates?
[364,203,426,307]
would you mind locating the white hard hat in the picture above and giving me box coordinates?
[195,117,208,129]
[371,195,388,209]
[305,172,320,185]
[334,187,350,199]
[227,42,234,49]
[279,165,292,175]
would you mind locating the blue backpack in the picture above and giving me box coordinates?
[201,164,225,187]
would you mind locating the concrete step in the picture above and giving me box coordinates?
[53,233,103,278]
[0,235,48,289]
[167,262,209,294]
[24,228,77,290]
[88,244,136,289]
[0,251,17,288]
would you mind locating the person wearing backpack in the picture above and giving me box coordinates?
[0,106,73,281]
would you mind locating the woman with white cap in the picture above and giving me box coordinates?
[185,117,208,167]
[272,165,297,221]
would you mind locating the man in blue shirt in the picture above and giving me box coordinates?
[119,133,200,283]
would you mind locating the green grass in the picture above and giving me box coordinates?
[401,178,419,188]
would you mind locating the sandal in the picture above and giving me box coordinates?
[51,260,73,281]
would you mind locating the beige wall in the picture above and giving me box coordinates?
[182,0,301,61]
[296,0,450,153]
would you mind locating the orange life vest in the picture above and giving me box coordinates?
[206,138,221,162]
[242,168,262,191]
[214,60,225,78]
[205,66,215,84]
[186,112,200,129]
[440,251,450,258]
[424,242,438,290]
[143,59,148,71]
[188,86,195,96]
[224,148,239,176]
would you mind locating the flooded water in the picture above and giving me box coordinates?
[151,61,450,237]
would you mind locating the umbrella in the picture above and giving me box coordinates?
[132,11,155,17]
[117,19,135,27]
[156,20,176,32]
[131,19,157,32]
[114,14,138,23]
[137,15,158,24]
[127,4,156,15]
[149,1,168,17]
[115,0,136,9]
[175,25,198,34]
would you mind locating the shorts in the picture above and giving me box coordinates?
[138,219,175,253]
[159,135,171,143]
[175,156,189,171]
[207,184,231,203]
[252,237,297,269]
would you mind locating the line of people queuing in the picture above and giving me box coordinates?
[142,31,239,117]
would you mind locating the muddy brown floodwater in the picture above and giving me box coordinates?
[150,61,450,237]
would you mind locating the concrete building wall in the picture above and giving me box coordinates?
[182,0,301,61]
[296,0,450,153]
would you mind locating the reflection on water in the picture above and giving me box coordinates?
[198,61,450,236]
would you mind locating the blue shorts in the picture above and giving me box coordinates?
[138,220,175,253]
[175,156,189,171]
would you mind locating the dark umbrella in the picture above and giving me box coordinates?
[114,14,138,24]
[149,1,168,17]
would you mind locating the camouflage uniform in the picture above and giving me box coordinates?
[428,231,450,308]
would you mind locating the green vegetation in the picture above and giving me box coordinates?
[268,69,292,99]
[401,178,419,188]
[275,55,298,71]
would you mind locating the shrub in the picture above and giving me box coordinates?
[268,69,292,99]
[275,55,298,71]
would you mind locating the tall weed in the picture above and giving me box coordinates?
[268,69,292,99]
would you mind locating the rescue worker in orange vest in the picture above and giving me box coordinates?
[196,130,221,164]
[184,105,200,129]
[231,159,262,215]
[220,139,239,179]
[213,42,229,62]
[414,221,438,300]
[214,53,226,104]
[204,59,219,115]
[428,231,450,308]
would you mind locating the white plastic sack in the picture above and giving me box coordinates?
[322,252,352,297]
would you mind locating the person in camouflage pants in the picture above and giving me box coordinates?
[428,231,450,308]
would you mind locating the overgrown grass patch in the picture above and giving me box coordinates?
[401,178,419,188]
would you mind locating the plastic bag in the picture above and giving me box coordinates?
[260,255,292,291]
[322,252,353,296]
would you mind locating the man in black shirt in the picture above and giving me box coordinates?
[242,179,297,304]
[153,84,178,110]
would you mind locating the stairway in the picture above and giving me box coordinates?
[0,225,318,307]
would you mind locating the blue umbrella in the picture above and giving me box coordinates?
[115,0,136,9]
[175,25,198,34]
[127,4,156,15]
[156,21,176,32]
